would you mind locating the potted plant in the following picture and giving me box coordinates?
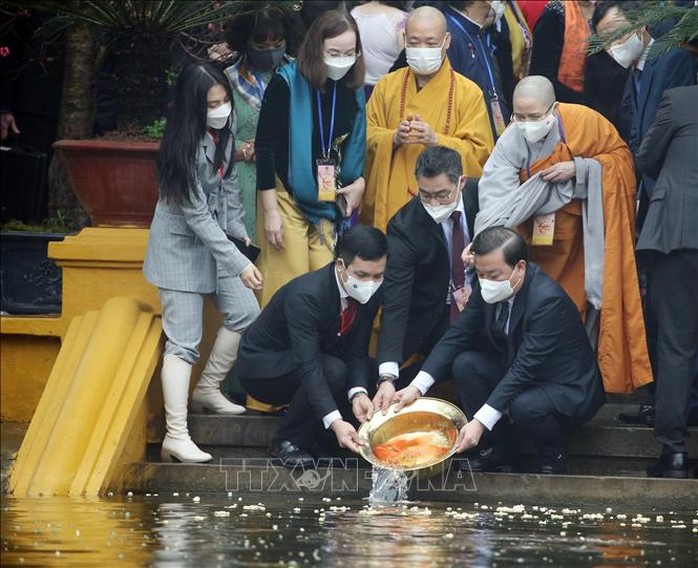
[0,214,77,314]
[20,0,253,228]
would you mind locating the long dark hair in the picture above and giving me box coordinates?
[224,2,305,57]
[157,62,234,205]
[297,10,365,91]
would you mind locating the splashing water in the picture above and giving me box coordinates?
[368,466,412,504]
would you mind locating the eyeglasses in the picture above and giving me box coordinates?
[418,187,455,204]
[510,102,555,123]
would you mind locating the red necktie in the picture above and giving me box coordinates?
[450,211,466,324]
[339,298,358,336]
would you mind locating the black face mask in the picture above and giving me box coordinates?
[246,44,286,72]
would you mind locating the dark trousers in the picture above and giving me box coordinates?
[241,354,348,450]
[452,350,576,463]
[649,250,698,453]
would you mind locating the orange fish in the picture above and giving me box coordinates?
[372,431,452,467]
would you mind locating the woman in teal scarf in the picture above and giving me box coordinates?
[254,9,367,308]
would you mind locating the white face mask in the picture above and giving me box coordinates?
[341,263,382,304]
[607,32,644,69]
[324,55,356,81]
[422,195,459,224]
[488,0,506,23]
[479,266,522,304]
[516,113,556,144]
[206,101,232,129]
[405,44,444,76]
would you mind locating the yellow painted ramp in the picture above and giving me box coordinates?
[9,297,162,497]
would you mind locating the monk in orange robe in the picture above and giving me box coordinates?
[362,6,493,233]
[474,76,652,394]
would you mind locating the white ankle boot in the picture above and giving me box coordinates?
[191,327,246,415]
[161,354,212,463]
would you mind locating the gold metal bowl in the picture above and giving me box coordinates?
[358,397,467,472]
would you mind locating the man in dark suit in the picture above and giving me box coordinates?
[393,227,605,473]
[635,86,698,479]
[594,1,697,198]
[372,146,478,412]
[594,1,697,428]
[237,225,387,467]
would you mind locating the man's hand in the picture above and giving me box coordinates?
[373,380,396,415]
[392,385,422,412]
[540,160,575,183]
[239,263,263,290]
[406,114,438,146]
[461,242,475,269]
[393,119,411,148]
[264,208,284,250]
[0,112,20,141]
[330,419,364,453]
[352,393,374,423]
[336,176,365,216]
[455,420,486,453]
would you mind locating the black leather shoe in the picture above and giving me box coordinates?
[646,452,689,479]
[269,439,315,469]
[456,447,516,473]
[539,452,569,475]
[618,404,655,427]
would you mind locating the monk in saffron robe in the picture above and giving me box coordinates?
[362,5,493,233]
[475,76,652,394]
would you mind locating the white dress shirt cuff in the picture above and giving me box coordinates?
[378,362,400,378]
[347,387,368,401]
[322,410,342,430]
[410,371,435,395]
[473,404,503,431]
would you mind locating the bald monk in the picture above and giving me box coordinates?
[362,5,493,233]
[474,75,652,394]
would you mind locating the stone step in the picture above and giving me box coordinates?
[186,404,698,459]
[128,462,698,508]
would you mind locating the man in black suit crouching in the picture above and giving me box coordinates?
[393,226,605,474]
[373,146,479,412]
[237,225,386,468]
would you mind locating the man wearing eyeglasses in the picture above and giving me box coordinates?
[474,74,652,397]
[372,146,479,413]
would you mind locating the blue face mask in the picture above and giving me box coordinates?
[246,43,286,72]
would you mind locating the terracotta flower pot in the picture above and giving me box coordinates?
[53,139,160,228]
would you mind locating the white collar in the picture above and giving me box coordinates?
[636,37,655,72]
[334,265,349,300]
[459,10,484,30]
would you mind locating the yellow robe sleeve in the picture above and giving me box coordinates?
[435,80,494,179]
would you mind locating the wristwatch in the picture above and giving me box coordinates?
[375,373,397,389]
[350,391,369,403]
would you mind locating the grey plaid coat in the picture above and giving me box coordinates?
[143,130,251,293]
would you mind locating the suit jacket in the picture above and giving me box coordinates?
[236,263,381,419]
[377,180,478,365]
[422,263,605,420]
[626,47,697,194]
[143,128,250,293]
[636,86,698,255]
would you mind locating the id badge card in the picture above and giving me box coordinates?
[532,212,555,246]
[316,159,337,202]
[490,97,506,137]
[451,281,472,313]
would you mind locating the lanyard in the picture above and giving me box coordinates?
[447,12,498,97]
[316,83,337,159]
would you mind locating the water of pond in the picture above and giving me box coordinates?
[1,491,696,566]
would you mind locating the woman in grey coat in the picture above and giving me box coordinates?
[143,63,262,463]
